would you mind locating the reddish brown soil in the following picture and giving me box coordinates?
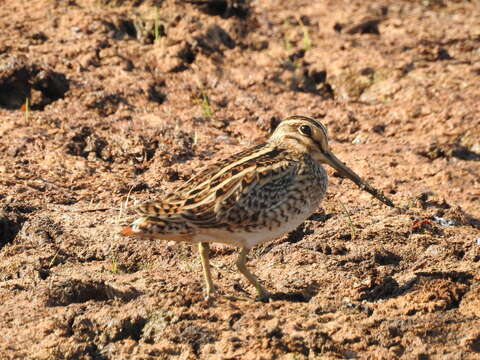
[1,0,479,359]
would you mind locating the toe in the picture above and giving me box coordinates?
[256,289,271,302]
[205,286,216,299]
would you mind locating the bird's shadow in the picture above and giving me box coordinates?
[230,281,320,303]
[269,291,311,303]
[269,281,321,303]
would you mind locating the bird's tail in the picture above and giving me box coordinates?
[119,226,136,236]
[118,216,191,238]
[118,216,152,237]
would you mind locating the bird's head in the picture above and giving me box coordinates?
[270,115,394,207]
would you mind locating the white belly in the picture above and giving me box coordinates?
[193,204,317,249]
[241,208,314,248]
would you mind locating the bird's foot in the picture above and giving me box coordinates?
[204,286,216,300]
[255,287,271,302]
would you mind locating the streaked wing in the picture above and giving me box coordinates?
[137,142,267,217]
[134,143,302,233]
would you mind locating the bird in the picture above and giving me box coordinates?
[120,115,394,301]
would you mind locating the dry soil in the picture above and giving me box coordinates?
[0,0,479,359]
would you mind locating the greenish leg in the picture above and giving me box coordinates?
[198,242,215,298]
[236,247,270,301]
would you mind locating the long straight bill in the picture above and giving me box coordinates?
[324,152,395,207]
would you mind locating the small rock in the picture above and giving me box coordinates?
[432,216,457,227]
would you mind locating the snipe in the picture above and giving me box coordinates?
[120,115,394,300]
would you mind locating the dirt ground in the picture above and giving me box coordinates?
[0,0,479,359]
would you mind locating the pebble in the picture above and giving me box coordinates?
[432,216,457,227]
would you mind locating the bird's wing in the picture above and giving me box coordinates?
[130,143,304,234]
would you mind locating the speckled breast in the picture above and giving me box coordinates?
[240,161,328,248]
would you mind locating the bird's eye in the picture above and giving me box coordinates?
[299,125,312,137]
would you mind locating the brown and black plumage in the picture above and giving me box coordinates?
[120,115,394,300]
